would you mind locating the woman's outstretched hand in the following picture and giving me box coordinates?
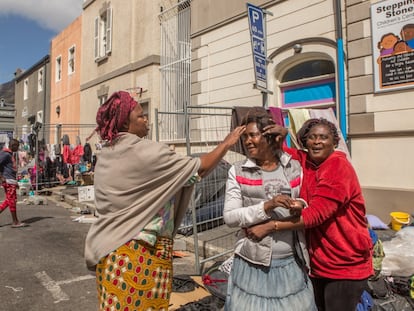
[198,125,245,178]
[222,125,246,147]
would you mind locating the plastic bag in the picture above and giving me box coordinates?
[381,227,414,277]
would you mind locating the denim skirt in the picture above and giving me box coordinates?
[225,255,317,311]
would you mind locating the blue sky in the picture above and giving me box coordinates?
[0,0,83,84]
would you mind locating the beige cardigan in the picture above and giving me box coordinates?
[84,133,200,270]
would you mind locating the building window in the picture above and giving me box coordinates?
[56,56,62,81]
[99,94,108,106]
[24,79,29,100]
[280,60,336,108]
[68,46,75,75]
[38,68,44,92]
[94,5,112,61]
[37,110,43,124]
[22,106,28,117]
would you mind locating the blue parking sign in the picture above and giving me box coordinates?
[247,3,267,91]
[247,4,265,40]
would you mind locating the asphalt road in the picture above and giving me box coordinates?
[0,191,201,311]
[0,193,98,311]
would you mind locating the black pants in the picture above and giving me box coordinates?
[311,277,369,311]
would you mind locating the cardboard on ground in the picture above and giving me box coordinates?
[168,276,210,310]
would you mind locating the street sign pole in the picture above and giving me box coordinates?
[247,3,273,108]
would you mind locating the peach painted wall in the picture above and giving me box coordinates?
[50,15,82,145]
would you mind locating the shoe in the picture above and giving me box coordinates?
[11,222,28,228]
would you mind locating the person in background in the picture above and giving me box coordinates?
[223,110,316,311]
[247,118,373,311]
[0,138,27,228]
[84,91,245,311]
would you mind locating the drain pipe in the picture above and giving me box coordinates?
[333,0,347,141]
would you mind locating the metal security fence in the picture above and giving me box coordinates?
[155,105,244,273]
[13,123,97,191]
[14,123,97,147]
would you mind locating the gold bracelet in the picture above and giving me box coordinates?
[274,221,279,231]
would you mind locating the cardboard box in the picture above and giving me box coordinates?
[81,173,94,186]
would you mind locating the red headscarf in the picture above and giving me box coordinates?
[96,91,138,143]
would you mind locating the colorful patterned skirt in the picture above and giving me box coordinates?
[96,237,173,311]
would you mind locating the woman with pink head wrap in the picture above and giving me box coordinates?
[85,91,245,310]
[96,91,138,143]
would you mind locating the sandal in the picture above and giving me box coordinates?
[172,275,199,293]
[11,223,28,228]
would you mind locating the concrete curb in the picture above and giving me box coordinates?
[51,190,96,214]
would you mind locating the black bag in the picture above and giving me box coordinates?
[372,294,414,311]
[388,276,412,297]
[369,276,393,299]
[369,276,414,311]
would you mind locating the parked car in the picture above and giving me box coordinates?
[178,154,231,236]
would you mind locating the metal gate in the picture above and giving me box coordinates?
[155,105,244,273]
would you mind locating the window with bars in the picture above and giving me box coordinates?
[159,0,191,140]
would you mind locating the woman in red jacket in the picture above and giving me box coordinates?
[246,118,373,311]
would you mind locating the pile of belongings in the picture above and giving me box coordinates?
[357,226,414,311]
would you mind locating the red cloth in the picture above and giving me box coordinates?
[63,145,71,164]
[71,145,84,164]
[96,91,138,142]
[62,145,84,165]
[0,182,17,212]
[268,107,285,126]
[286,147,373,280]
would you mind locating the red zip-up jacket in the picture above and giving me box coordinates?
[288,148,373,280]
